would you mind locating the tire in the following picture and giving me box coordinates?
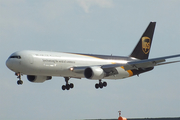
[69,83,74,88]
[95,83,99,89]
[99,83,103,88]
[66,84,70,90]
[17,80,23,85]
[62,85,66,90]
[103,82,107,87]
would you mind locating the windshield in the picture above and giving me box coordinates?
[9,55,21,59]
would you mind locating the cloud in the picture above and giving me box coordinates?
[77,0,114,13]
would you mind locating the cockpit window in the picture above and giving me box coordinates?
[10,55,21,59]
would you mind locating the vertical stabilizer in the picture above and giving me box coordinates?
[130,22,156,60]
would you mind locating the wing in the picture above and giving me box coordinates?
[71,54,180,77]
[101,54,180,71]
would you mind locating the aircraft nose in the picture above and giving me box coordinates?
[6,59,12,69]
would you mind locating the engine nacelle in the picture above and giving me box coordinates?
[27,75,52,83]
[84,66,105,79]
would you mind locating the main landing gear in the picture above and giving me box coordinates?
[15,72,23,85]
[61,78,107,90]
[62,77,74,90]
[95,80,107,89]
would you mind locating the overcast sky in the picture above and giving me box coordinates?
[1,0,180,120]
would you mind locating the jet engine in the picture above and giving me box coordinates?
[84,66,105,79]
[27,75,52,83]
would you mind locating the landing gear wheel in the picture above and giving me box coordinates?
[69,83,74,88]
[17,80,23,85]
[62,85,66,90]
[95,80,107,89]
[62,77,74,90]
[66,84,70,90]
[95,83,99,89]
[99,83,103,88]
[103,82,107,87]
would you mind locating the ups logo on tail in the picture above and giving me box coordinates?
[142,37,151,54]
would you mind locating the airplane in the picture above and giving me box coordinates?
[6,22,180,90]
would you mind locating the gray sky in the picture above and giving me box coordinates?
[1,0,180,120]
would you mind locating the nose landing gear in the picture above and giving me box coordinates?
[15,72,23,85]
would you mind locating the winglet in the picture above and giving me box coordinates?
[130,22,156,60]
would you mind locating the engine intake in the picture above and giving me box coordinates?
[84,66,105,80]
[27,75,52,83]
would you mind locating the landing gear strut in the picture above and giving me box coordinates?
[95,80,107,89]
[15,72,23,85]
[62,77,74,90]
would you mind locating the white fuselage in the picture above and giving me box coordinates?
[6,50,134,80]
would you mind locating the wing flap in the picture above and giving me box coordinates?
[123,59,165,70]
